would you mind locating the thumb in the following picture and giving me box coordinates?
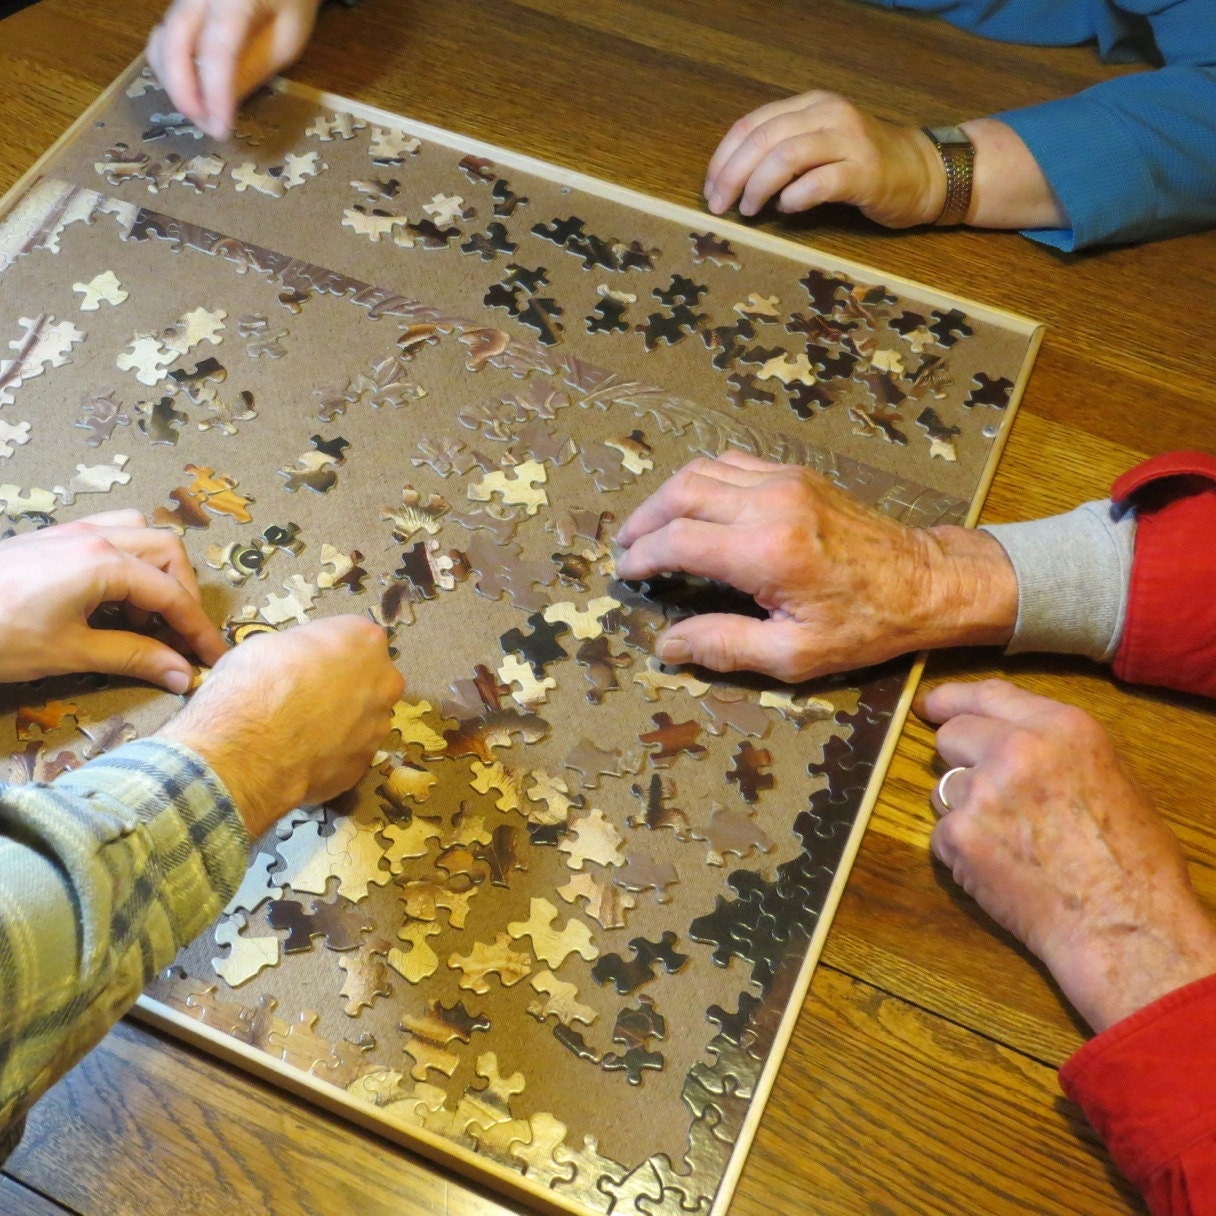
[656,614,815,683]
[73,629,194,694]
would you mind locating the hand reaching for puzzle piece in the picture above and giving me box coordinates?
[0,509,227,691]
[158,615,404,835]
[615,450,1018,683]
[147,0,322,140]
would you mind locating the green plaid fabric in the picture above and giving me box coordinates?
[0,738,249,1148]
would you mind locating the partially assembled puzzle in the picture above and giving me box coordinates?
[0,61,1041,1216]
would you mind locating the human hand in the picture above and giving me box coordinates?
[614,451,1016,683]
[924,679,1216,1033]
[158,615,404,835]
[704,91,944,224]
[146,0,322,140]
[0,509,227,692]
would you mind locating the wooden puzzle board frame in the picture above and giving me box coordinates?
[0,57,1042,1216]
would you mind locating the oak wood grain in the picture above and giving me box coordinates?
[0,1176,73,1216]
[3,0,1214,1212]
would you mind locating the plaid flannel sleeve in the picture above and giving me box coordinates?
[0,736,250,1136]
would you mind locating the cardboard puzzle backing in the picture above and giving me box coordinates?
[0,61,1041,1216]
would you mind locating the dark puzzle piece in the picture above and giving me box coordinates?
[601,995,667,1085]
[484,282,522,316]
[531,215,587,246]
[726,741,774,804]
[500,612,570,678]
[702,318,755,371]
[461,221,517,261]
[591,931,690,995]
[725,371,776,409]
[964,372,1014,410]
[652,273,708,308]
[799,268,852,316]
[586,295,631,336]
[515,296,564,346]
[616,239,660,272]
[407,218,461,248]
[503,263,550,293]
[491,178,528,216]
[785,380,837,420]
[928,307,973,347]
[265,897,374,953]
[636,305,706,351]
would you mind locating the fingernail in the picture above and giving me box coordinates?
[165,669,191,695]
[708,193,723,213]
[657,638,692,665]
[739,202,755,217]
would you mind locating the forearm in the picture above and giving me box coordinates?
[956,117,1066,230]
[0,739,248,1128]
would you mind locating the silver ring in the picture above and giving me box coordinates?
[935,766,968,813]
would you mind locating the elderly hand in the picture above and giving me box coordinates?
[159,615,404,835]
[924,679,1216,1033]
[704,91,944,223]
[146,0,321,140]
[0,509,227,692]
[614,451,1016,683]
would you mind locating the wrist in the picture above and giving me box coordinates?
[158,712,300,837]
[909,525,1018,650]
[1047,911,1216,1034]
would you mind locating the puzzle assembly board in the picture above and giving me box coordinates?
[0,59,1041,1216]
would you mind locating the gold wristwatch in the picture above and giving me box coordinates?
[921,125,975,227]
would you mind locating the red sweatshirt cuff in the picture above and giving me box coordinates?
[1111,451,1216,698]
[1061,972,1216,1205]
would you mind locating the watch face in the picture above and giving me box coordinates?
[927,124,971,147]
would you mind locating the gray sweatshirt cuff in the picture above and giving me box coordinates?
[979,499,1135,662]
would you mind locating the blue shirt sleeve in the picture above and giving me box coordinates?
[1001,65,1216,250]
[863,1,1216,249]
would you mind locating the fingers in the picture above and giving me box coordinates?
[72,627,196,694]
[929,765,972,818]
[922,678,1065,730]
[100,553,228,665]
[65,508,149,530]
[88,525,207,604]
[617,476,749,558]
[196,0,262,138]
[656,615,816,682]
[705,93,826,209]
[616,454,775,549]
[612,518,760,591]
[733,131,845,217]
[709,107,846,217]
[147,0,210,130]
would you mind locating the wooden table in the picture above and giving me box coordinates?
[1,1,1211,1212]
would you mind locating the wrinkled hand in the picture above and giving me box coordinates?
[0,509,227,692]
[614,451,1015,683]
[924,679,1216,1032]
[159,615,404,835]
[704,91,943,224]
[147,0,321,140]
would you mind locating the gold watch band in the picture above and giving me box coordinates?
[922,125,975,227]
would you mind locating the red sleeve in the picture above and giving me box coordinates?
[1111,451,1216,698]
[1060,973,1216,1216]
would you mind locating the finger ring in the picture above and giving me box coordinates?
[935,766,968,813]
